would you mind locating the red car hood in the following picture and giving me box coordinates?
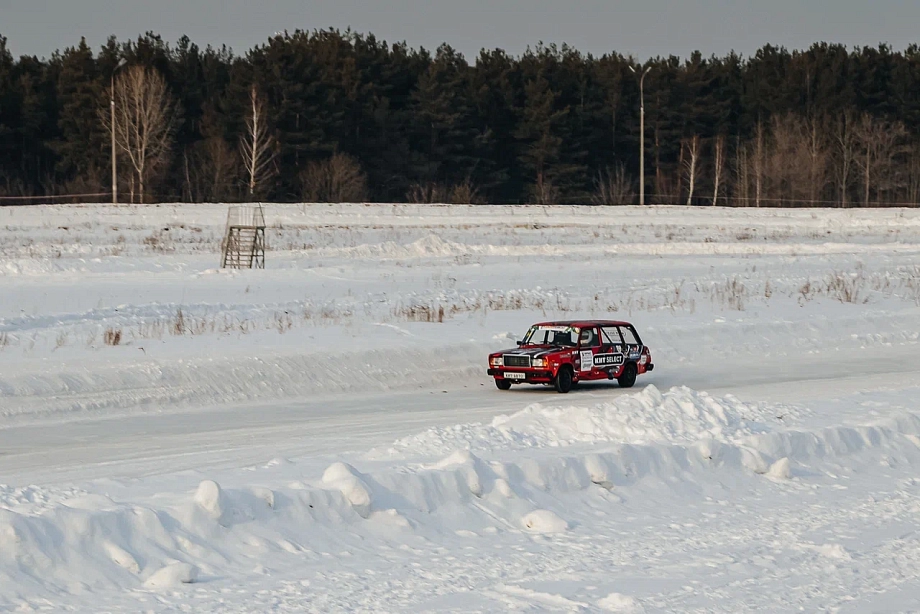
[497,346,571,358]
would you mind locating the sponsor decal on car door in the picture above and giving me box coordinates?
[593,352,625,368]
[578,327,600,374]
[597,327,627,374]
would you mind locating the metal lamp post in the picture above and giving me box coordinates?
[110,58,127,204]
[629,65,652,205]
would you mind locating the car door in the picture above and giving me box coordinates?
[577,327,602,379]
[597,326,627,373]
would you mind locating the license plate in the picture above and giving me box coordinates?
[504,372,526,380]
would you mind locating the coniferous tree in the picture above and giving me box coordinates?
[516,68,568,204]
[52,39,106,194]
[409,44,478,192]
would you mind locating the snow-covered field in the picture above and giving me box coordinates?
[1,203,920,612]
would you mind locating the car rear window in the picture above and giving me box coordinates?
[619,326,639,345]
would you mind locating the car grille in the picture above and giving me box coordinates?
[503,354,532,368]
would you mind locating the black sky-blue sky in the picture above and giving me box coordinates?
[2,0,917,60]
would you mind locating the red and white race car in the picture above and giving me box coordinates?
[487,320,654,393]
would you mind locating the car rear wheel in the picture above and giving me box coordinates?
[495,379,512,391]
[554,367,573,394]
[617,363,638,388]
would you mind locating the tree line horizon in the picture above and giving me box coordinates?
[2,30,920,207]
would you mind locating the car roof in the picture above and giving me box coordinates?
[532,320,634,328]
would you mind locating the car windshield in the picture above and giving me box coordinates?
[522,326,578,347]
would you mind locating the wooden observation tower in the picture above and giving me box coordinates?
[221,204,266,269]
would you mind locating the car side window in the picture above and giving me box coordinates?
[601,327,624,351]
[551,330,577,346]
[618,326,643,357]
[619,326,639,345]
[579,327,599,348]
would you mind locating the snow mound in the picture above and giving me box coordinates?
[335,235,472,260]
[250,486,275,509]
[432,449,486,497]
[598,592,646,612]
[814,543,851,561]
[143,562,199,588]
[521,509,568,533]
[0,484,91,515]
[767,457,793,479]
[103,542,140,574]
[1,407,918,605]
[377,385,802,457]
[194,480,224,519]
[322,462,373,518]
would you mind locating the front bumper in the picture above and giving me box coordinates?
[488,369,553,382]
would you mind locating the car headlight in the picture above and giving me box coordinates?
[490,357,503,367]
[639,355,648,365]
[532,358,546,368]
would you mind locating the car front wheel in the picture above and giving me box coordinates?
[495,379,512,390]
[554,367,573,394]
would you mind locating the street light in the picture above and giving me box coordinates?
[629,65,652,205]
[110,58,127,204]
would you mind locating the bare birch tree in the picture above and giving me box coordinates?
[682,135,700,205]
[300,152,369,203]
[733,137,750,207]
[906,144,920,206]
[240,85,277,199]
[768,114,812,206]
[833,111,857,207]
[752,121,766,207]
[204,137,238,201]
[712,135,726,206]
[855,114,907,206]
[592,164,634,205]
[186,137,238,202]
[676,137,685,201]
[530,173,559,205]
[101,66,176,203]
[805,114,829,205]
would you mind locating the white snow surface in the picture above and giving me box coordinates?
[373,385,804,457]
[1,203,920,612]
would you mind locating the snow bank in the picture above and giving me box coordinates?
[2,389,918,604]
[0,340,488,422]
[326,236,920,261]
[375,385,806,458]
[11,202,916,262]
